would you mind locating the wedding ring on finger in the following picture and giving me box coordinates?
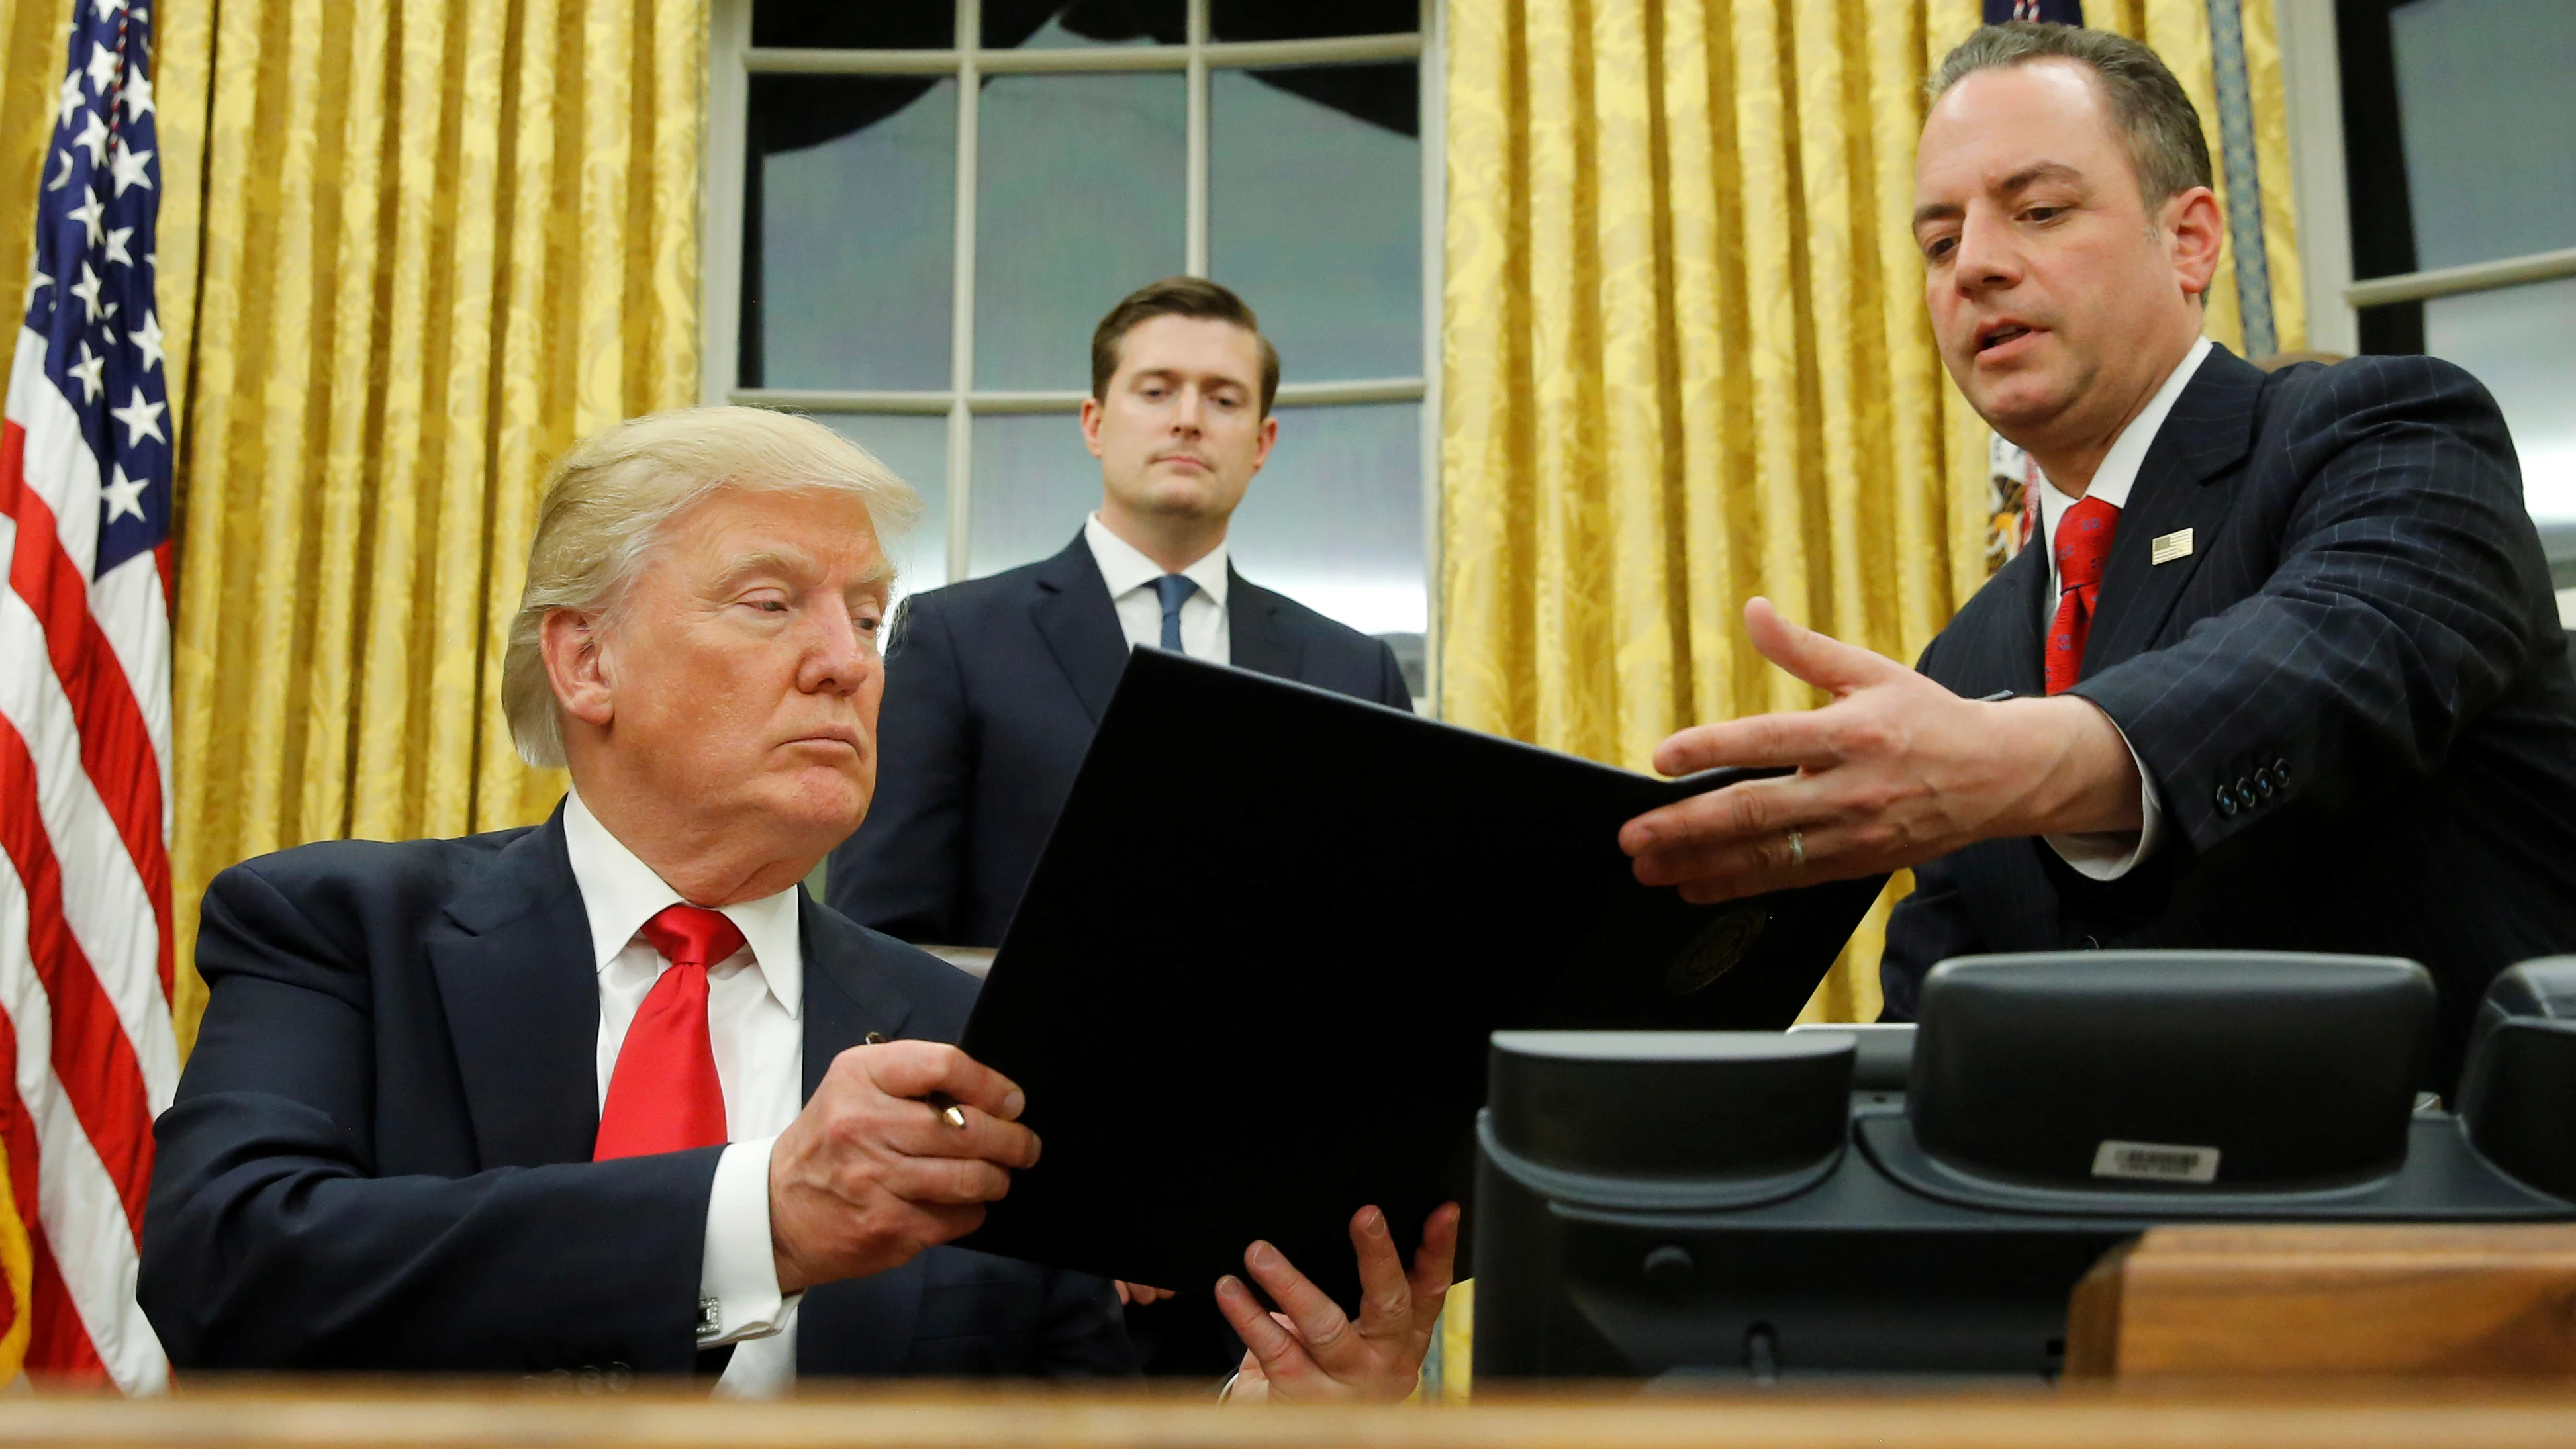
[1786,828,1805,868]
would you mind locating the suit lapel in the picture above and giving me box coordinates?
[1977,541,2050,698]
[798,894,917,1098]
[1028,534,1131,724]
[1227,570,1304,681]
[2081,346,2263,677]
[795,896,927,1375]
[426,810,601,1170]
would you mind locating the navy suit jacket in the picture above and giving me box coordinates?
[1882,348,2576,1081]
[140,812,1136,1377]
[829,532,1414,945]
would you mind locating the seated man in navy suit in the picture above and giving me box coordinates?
[141,406,1457,1395]
[1615,23,2576,1078]
[826,276,1414,953]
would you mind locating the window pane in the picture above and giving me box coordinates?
[1227,402,1423,637]
[969,413,1101,577]
[983,1,1180,49]
[2418,278,2576,543]
[2389,0,2576,270]
[752,3,954,49]
[749,77,955,391]
[975,74,1186,390]
[1210,66,1421,382]
[1211,0,1417,42]
[816,413,952,598]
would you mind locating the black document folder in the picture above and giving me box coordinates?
[957,649,1886,1309]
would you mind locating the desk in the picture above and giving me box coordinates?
[5,1383,2576,1449]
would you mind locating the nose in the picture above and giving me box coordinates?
[1949,201,2022,297]
[798,603,876,697]
[1171,384,1204,435]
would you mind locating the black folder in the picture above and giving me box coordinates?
[956,649,1886,1308]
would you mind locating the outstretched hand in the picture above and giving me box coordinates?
[1617,598,2142,902]
[1215,1203,1460,1404]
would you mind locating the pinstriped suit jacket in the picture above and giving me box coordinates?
[1881,346,2576,1083]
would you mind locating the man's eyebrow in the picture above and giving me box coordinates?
[1912,161,2087,229]
[1998,161,2084,194]
[714,547,818,588]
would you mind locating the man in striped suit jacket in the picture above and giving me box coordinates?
[1615,24,2576,1082]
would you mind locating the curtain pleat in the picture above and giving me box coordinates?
[161,0,704,1051]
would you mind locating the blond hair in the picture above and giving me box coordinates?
[501,406,923,768]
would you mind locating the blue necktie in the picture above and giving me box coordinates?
[1152,574,1197,653]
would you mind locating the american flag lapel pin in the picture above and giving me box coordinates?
[2150,528,2194,565]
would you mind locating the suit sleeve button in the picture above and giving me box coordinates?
[2273,756,2291,782]
[2254,767,2275,799]
[2216,783,2239,817]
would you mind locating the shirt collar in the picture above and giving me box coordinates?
[2040,336,2212,526]
[561,787,804,1019]
[1084,512,1231,609]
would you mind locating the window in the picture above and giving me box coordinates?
[2290,0,2576,592]
[701,0,1441,694]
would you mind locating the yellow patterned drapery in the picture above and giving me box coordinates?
[1437,0,2301,1025]
[160,0,705,1051]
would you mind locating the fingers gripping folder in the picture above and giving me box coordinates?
[955,648,1886,1310]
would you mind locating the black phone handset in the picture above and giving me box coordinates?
[2457,957,2576,1201]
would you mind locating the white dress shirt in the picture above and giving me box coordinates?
[563,789,804,1398]
[1084,512,1231,663]
[2030,336,2211,880]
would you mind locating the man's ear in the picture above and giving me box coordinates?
[1080,396,1108,459]
[1249,410,1280,475]
[2164,185,2225,299]
[540,607,616,731]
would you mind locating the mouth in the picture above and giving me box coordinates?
[1153,453,1212,473]
[1974,319,2042,357]
[786,729,864,754]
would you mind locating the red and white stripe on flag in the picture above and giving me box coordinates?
[0,0,183,1391]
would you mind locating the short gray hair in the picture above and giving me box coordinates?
[501,406,923,768]
[1929,23,2213,208]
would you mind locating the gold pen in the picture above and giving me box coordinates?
[865,1031,970,1128]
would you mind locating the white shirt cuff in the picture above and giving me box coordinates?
[2044,712,2164,882]
[698,1135,800,1346]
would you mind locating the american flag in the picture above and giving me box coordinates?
[0,0,181,1391]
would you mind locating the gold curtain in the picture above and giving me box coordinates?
[1439,0,1990,1025]
[158,0,704,1050]
[1437,0,2301,1025]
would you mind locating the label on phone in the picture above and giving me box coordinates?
[2091,1139,2220,1184]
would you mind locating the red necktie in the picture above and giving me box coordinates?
[593,904,745,1160]
[2046,495,2120,695]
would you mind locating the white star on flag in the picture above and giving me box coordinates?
[45,148,72,192]
[68,260,103,322]
[130,309,165,371]
[84,40,117,95]
[103,224,133,267]
[121,69,154,122]
[109,140,153,196]
[66,187,105,246]
[101,463,150,524]
[23,270,50,308]
[66,340,106,402]
[55,67,83,128]
[73,107,108,166]
[109,385,166,446]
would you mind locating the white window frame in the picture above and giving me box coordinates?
[2276,0,2576,349]
[700,0,1447,703]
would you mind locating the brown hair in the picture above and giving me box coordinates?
[1088,276,1281,416]
[1929,23,2214,207]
